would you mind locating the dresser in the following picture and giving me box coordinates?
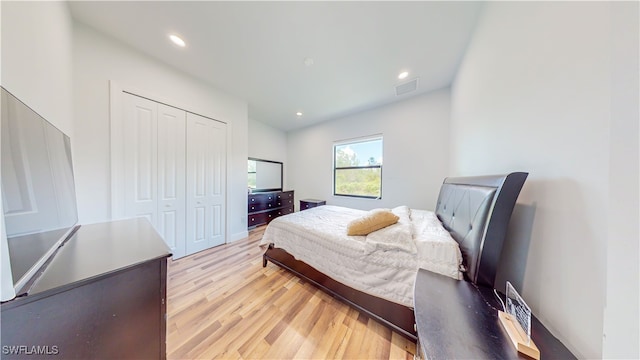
[248,190,294,228]
[1,218,171,360]
[299,198,326,211]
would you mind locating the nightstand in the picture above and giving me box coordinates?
[413,269,576,359]
[300,199,326,211]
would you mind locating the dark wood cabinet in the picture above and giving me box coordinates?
[300,199,326,211]
[414,269,575,360]
[248,190,294,228]
[1,218,171,360]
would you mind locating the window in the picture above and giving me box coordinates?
[248,160,257,190]
[333,136,383,198]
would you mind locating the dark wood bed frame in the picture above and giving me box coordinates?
[262,172,528,341]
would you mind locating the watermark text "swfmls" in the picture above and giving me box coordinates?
[2,345,59,356]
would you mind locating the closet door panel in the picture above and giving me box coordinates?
[118,92,226,258]
[157,104,186,259]
[211,204,223,240]
[186,119,209,254]
[186,113,226,254]
[123,94,158,225]
[208,124,226,246]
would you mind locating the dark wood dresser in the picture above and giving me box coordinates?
[248,190,294,228]
[414,269,576,359]
[1,218,171,360]
[299,198,326,211]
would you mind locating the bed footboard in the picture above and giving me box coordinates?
[263,243,417,341]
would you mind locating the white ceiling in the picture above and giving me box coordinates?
[69,1,482,131]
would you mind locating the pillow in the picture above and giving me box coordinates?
[347,209,399,236]
[391,205,410,218]
[366,206,416,254]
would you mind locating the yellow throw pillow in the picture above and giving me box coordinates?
[347,209,400,236]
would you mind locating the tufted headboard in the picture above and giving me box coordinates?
[435,172,528,288]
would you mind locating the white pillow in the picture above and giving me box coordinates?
[411,209,463,280]
[365,206,416,254]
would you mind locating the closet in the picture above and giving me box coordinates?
[116,92,226,259]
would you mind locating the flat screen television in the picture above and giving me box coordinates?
[1,87,79,296]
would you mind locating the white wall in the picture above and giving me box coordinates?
[73,23,249,241]
[1,2,74,136]
[248,118,288,188]
[249,118,287,163]
[451,2,639,358]
[0,0,11,303]
[0,1,74,301]
[287,89,450,212]
[603,2,640,358]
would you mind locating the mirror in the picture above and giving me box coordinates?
[248,158,283,193]
[1,87,79,292]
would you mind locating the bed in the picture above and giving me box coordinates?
[261,172,528,341]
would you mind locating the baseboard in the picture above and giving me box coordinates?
[229,230,249,243]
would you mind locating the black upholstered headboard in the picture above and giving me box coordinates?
[435,172,528,288]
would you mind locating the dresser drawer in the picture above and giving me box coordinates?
[276,192,293,207]
[276,206,294,216]
[265,206,294,222]
[248,193,278,212]
[277,191,294,200]
[277,196,294,208]
[248,212,267,227]
[264,209,279,223]
[300,199,326,211]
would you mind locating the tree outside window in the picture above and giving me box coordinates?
[333,137,382,198]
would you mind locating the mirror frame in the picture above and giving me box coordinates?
[248,157,283,193]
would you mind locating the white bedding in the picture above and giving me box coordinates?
[260,205,462,307]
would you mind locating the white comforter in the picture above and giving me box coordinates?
[260,205,462,307]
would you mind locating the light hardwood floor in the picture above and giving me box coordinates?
[166,226,416,359]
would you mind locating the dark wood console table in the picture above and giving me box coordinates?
[1,218,171,360]
[414,269,576,359]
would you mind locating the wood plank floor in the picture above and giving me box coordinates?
[166,226,416,359]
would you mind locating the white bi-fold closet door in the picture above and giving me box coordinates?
[185,113,226,255]
[121,92,226,259]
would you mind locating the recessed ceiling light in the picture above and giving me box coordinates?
[296,112,303,117]
[169,34,186,47]
[398,71,409,80]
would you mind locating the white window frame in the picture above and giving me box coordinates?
[332,135,383,199]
